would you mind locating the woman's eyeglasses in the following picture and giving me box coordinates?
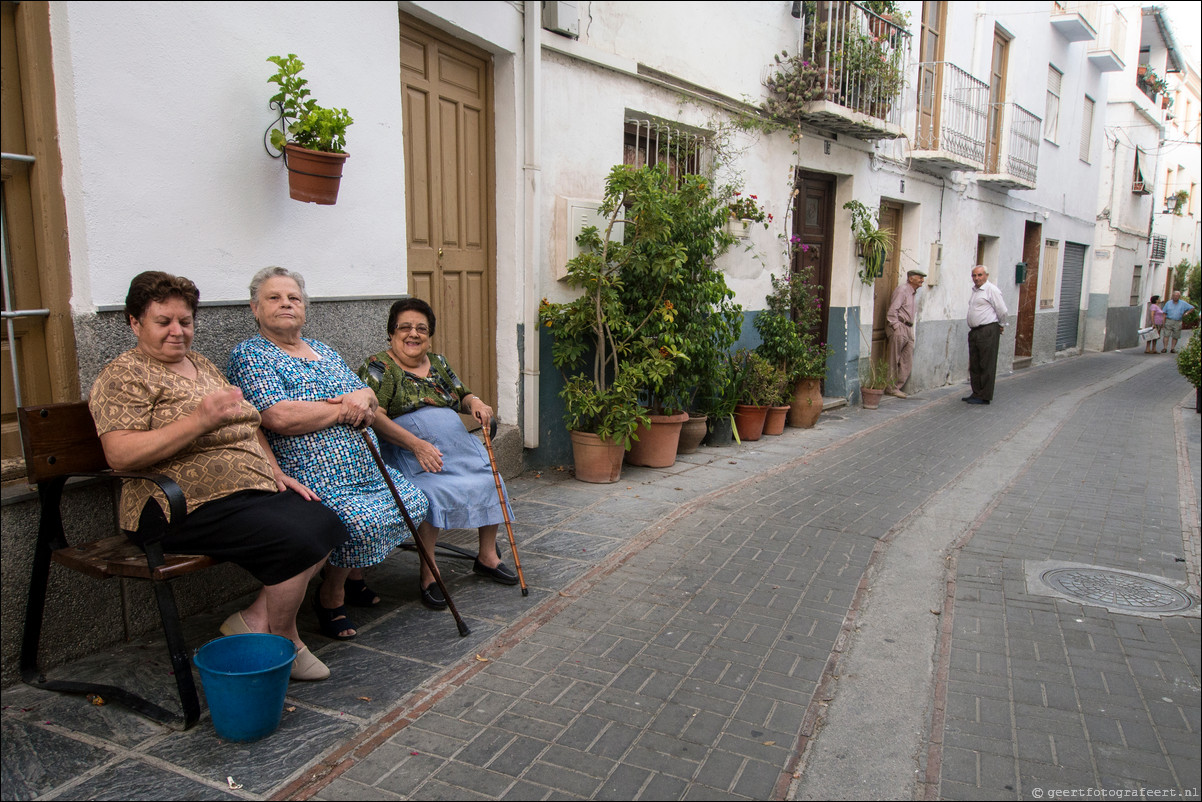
[394,323,430,336]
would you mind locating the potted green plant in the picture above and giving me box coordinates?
[860,356,892,409]
[267,54,354,205]
[762,363,793,436]
[844,200,893,284]
[756,254,832,428]
[699,352,742,446]
[539,165,680,481]
[732,349,777,441]
[614,167,742,466]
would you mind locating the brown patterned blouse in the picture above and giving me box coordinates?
[89,349,276,530]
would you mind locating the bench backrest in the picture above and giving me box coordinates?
[18,402,110,484]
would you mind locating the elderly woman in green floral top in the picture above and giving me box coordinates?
[358,298,518,610]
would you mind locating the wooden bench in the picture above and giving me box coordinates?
[18,402,215,730]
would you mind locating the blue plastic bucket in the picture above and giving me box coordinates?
[193,633,296,742]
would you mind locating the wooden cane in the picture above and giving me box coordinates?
[482,422,528,596]
[360,430,470,636]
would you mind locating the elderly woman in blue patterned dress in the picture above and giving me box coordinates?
[227,267,429,641]
[357,298,518,611]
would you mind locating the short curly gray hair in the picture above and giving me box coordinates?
[249,266,309,305]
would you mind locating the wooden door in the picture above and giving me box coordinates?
[399,15,496,404]
[916,2,946,149]
[1014,221,1041,359]
[985,27,1010,173]
[872,203,903,364]
[792,171,834,348]
[1,1,76,471]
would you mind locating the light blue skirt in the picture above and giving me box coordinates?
[379,405,513,530]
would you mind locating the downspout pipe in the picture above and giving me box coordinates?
[522,0,542,447]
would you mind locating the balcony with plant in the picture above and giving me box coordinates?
[761,0,911,142]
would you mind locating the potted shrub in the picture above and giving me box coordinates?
[762,363,793,436]
[267,54,354,205]
[756,263,832,429]
[615,168,742,467]
[732,349,777,441]
[844,200,893,284]
[699,353,742,446]
[539,165,681,481]
[860,356,892,409]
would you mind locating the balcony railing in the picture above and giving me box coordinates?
[1050,1,1099,42]
[766,1,910,140]
[979,103,1041,191]
[1086,5,1127,72]
[911,62,989,172]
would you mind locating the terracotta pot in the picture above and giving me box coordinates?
[626,410,688,468]
[862,387,884,410]
[763,405,789,436]
[677,414,708,455]
[569,430,625,483]
[284,143,348,205]
[732,404,769,442]
[704,414,734,446]
[788,378,823,428]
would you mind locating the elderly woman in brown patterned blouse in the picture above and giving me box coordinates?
[89,271,349,682]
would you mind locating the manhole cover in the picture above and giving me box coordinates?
[1040,567,1196,614]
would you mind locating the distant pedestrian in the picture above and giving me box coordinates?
[885,268,926,397]
[1144,295,1165,354]
[964,265,1008,406]
[1161,290,1195,353]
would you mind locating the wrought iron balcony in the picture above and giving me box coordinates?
[1086,5,1127,72]
[978,103,1041,191]
[763,1,910,141]
[911,62,989,173]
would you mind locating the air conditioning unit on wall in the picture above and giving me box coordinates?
[542,1,579,38]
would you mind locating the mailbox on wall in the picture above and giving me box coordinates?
[1015,262,1028,284]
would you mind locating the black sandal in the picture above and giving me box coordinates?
[312,594,357,640]
[344,577,381,607]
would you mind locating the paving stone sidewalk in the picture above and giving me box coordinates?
[2,346,1198,801]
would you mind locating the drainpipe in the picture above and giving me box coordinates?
[522,0,542,447]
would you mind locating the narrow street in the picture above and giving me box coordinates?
[2,344,1198,801]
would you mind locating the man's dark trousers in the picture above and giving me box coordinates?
[968,321,1001,401]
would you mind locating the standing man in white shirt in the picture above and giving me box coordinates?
[965,265,1008,405]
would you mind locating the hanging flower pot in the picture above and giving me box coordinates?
[284,144,348,205]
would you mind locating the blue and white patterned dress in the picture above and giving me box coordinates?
[227,334,428,569]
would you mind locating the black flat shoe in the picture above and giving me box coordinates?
[420,582,448,610]
[473,558,519,585]
[965,397,989,405]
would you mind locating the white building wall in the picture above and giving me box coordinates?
[51,1,409,308]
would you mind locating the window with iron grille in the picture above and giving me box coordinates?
[623,117,712,179]
[1151,235,1167,261]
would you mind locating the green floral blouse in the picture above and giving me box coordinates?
[358,350,471,418]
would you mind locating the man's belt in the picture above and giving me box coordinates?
[970,321,999,331]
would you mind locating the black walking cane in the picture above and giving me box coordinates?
[481,421,528,596]
[360,430,470,637]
